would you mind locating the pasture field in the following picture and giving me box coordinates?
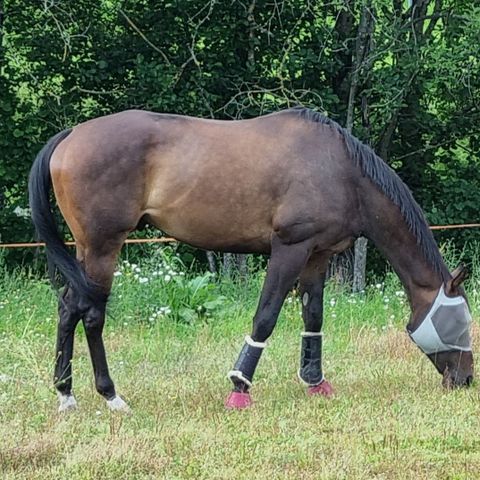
[1,250,480,480]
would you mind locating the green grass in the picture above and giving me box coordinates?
[1,260,480,479]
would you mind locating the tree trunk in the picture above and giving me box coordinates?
[349,0,374,293]
[223,253,234,276]
[223,252,247,277]
[328,250,354,284]
[353,237,368,292]
[221,0,257,279]
[328,0,356,284]
[206,251,217,274]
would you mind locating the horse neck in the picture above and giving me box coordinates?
[362,191,448,326]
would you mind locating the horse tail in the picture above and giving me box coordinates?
[28,129,107,303]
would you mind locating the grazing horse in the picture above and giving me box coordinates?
[28,107,473,412]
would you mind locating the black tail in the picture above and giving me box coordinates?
[28,129,107,303]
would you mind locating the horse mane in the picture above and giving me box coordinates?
[287,106,449,281]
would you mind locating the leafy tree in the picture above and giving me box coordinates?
[1,0,478,275]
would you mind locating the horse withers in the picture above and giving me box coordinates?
[28,107,473,412]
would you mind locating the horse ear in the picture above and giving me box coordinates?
[446,264,469,296]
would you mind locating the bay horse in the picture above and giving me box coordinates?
[28,107,473,412]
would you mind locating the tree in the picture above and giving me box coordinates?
[1,0,478,275]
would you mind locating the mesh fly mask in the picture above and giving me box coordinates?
[408,286,472,355]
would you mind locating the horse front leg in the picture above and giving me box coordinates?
[298,252,334,397]
[225,235,314,409]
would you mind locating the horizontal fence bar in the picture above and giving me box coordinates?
[429,223,480,230]
[1,224,479,249]
[0,237,177,249]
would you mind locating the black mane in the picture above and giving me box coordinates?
[288,106,449,280]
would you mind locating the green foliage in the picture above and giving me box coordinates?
[173,273,226,324]
[0,0,479,273]
[109,247,226,325]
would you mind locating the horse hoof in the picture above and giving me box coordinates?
[106,395,131,413]
[225,391,253,410]
[57,393,78,413]
[308,380,334,398]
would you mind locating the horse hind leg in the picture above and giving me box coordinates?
[79,238,131,412]
[54,238,128,413]
[55,286,84,412]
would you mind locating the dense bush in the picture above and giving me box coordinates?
[1,1,478,274]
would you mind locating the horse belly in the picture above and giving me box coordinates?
[146,201,273,253]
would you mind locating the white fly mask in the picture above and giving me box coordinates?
[408,285,472,355]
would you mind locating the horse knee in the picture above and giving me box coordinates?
[252,317,277,342]
[308,299,323,319]
[83,307,105,335]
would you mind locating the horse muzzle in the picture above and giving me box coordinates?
[442,369,474,388]
[429,350,474,389]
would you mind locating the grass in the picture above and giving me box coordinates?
[1,254,480,479]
